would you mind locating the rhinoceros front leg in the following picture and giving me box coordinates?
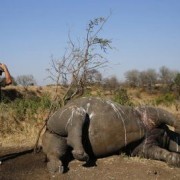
[42,130,67,174]
[131,128,180,167]
[132,143,180,167]
[66,107,89,161]
[166,132,180,153]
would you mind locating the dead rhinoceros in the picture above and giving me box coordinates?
[42,97,180,174]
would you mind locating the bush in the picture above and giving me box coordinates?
[113,88,134,106]
[0,94,51,122]
[155,93,175,106]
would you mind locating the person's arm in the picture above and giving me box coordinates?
[0,63,12,85]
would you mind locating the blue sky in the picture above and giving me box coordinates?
[0,0,180,85]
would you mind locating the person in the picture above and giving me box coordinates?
[0,63,12,86]
[0,63,12,101]
[0,63,12,165]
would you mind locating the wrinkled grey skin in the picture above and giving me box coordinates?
[42,97,180,175]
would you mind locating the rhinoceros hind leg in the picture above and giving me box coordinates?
[72,149,89,161]
[66,108,89,161]
[42,130,67,174]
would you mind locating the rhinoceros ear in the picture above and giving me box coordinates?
[174,120,180,134]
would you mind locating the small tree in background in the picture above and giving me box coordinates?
[124,69,140,88]
[47,16,112,106]
[139,69,158,92]
[174,73,180,96]
[16,75,36,87]
[87,69,102,84]
[103,76,119,93]
[159,66,173,85]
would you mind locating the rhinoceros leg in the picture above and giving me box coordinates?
[159,125,180,153]
[131,128,180,167]
[66,107,89,161]
[133,143,180,167]
[42,130,67,174]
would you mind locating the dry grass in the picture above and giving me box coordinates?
[0,85,51,148]
[0,109,47,148]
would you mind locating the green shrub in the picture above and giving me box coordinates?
[155,93,175,106]
[113,88,134,106]
[0,94,52,122]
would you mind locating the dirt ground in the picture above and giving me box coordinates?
[0,148,180,180]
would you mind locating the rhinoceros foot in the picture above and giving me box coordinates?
[72,150,89,161]
[167,152,180,167]
[47,160,64,174]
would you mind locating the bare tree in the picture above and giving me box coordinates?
[16,75,36,87]
[174,73,180,96]
[47,16,112,106]
[87,69,102,84]
[103,76,119,92]
[139,69,158,91]
[159,66,174,85]
[159,66,179,92]
[124,69,140,87]
[35,15,113,151]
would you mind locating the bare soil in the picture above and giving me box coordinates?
[0,148,180,180]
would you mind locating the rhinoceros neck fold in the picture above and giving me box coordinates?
[136,106,176,130]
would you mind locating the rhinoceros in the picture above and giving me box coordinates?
[42,97,180,174]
